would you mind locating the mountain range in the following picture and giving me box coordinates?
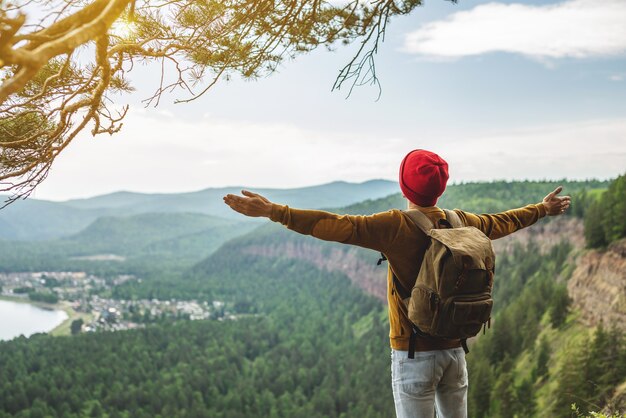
[0,180,398,241]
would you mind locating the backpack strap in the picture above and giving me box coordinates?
[406,208,465,232]
[392,272,411,300]
[443,209,464,228]
[461,339,470,354]
[404,209,435,234]
[377,255,411,300]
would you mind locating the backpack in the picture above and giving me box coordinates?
[393,209,495,358]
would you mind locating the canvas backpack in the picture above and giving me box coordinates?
[392,209,495,358]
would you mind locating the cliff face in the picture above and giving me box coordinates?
[567,238,626,330]
[492,216,585,253]
[243,243,387,302]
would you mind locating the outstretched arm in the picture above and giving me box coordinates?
[455,186,572,240]
[223,190,401,253]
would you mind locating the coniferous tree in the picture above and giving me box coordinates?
[602,174,626,244]
[584,174,626,248]
[0,0,434,203]
[585,200,608,248]
[586,324,626,410]
[533,336,551,382]
[550,285,571,328]
[515,378,535,418]
[554,340,591,418]
[71,319,84,335]
[570,189,589,218]
[468,357,494,418]
[491,362,516,418]
[489,312,517,365]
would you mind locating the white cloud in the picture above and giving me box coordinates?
[403,0,626,60]
[31,109,626,201]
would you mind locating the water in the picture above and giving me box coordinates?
[0,299,68,341]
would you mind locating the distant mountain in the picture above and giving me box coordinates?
[0,198,105,241]
[0,212,258,272]
[62,180,398,216]
[0,180,398,240]
[62,212,248,256]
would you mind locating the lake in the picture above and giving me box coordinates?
[0,299,68,341]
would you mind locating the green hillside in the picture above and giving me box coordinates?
[0,198,105,241]
[64,213,242,255]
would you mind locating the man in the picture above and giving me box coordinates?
[223,149,571,418]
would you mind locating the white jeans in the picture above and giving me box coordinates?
[391,348,468,418]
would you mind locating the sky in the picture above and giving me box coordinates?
[30,0,626,201]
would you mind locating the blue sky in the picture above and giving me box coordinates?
[32,0,626,200]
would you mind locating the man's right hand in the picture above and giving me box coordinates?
[542,186,571,216]
[223,190,274,218]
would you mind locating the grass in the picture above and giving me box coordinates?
[49,303,94,337]
[0,294,37,304]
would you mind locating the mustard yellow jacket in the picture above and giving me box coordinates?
[270,202,547,351]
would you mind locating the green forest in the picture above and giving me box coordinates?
[1,257,392,418]
[1,177,625,417]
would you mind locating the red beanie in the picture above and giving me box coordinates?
[399,149,449,207]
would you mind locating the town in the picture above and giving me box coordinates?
[0,271,231,334]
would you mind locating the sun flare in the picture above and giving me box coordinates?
[111,19,138,39]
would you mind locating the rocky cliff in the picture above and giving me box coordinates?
[568,238,626,330]
[492,216,585,253]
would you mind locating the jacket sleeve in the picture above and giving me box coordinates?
[454,203,547,240]
[269,204,403,253]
